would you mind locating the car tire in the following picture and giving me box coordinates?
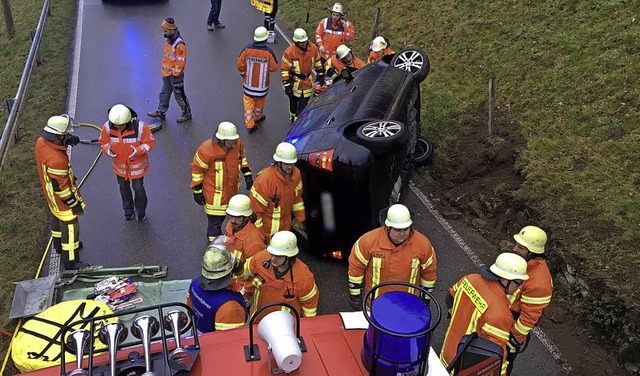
[356,121,407,155]
[391,48,430,83]
[413,137,434,164]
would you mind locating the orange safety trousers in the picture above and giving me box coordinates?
[243,94,267,130]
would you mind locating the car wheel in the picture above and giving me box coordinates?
[413,137,434,164]
[356,121,407,155]
[391,48,430,83]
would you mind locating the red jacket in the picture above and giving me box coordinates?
[35,137,85,221]
[509,258,553,342]
[237,42,279,97]
[440,274,514,376]
[161,31,187,77]
[348,226,437,298]
[190,139,252,216]
[249,164,305,239]
[99,120,155,180]
[315,17,355,60]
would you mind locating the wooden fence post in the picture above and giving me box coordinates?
[371,8,380,42]
[1,0,16,39]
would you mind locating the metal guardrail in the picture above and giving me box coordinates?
[0,0,51,176]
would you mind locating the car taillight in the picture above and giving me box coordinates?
[324,250,343,260]
[307,149,335,172]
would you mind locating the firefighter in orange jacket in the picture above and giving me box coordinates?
[148,17,192,123]
[237,230,319,322]
[507,226,553,374]
[347,204,437,310]
[187,238,248,333]
[440,253,529,376]
[250,142,305,240]
[35,115,86,270]
[191,122,253,241]
[237,26,279,132]
[315,2,355,61]
[325,45,366,81]
[367,36,395,63]
[99,104,156,222]
[281,28,324,123]
[225,194,266,261]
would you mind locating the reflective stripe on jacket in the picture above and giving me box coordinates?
[249,164,305,239]
[315,17,355,60]
[35,137,85,221]
[240,250,319,322]
[162,32,187,77]
[440,274,514,376]
[347,226,437,297]
[99,120,156,180]
[281,42,323,98]
[237,42,279,97]
[509,258,553,342]
[190,139,252,216]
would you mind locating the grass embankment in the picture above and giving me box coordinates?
[281,0,639,370]
[0,0,76,367]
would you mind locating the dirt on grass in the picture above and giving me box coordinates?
[415,111,631,375]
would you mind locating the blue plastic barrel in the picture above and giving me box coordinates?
[361,291,431,376]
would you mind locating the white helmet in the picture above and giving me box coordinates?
[267,231,299,257]
[108,104,132,126]
[489,253,529,281]
[336,44,351,60]
[513,226,547,254]
[385,204,412,229]
[273,142,297,164]
[44,115,73,135]
[331,2,343,14]
[201,243,236,280]
[215,121,240,140]
[293,28,308,42]
[370,36,388,52]
[226,194,253,217]
[254,26,269,42]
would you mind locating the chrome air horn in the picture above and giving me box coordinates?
[65,329,90,376]
[131,315,160,376]
[98,322,127,376]
[164,310,192,370]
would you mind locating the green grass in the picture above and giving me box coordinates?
[0,0,76,369]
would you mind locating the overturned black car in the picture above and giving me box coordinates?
[284,48,432,259]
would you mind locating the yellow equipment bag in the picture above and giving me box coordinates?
[251,0,274,13]
[11,300,117,372]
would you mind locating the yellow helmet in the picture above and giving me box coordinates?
[201,243,236,280]
[108,104,132,126]
[293,28,308,42]
[370,36,387,52]
[215,121,240,140]
[267,231,299,257]
[385,204,412,229]
[490,253,529,281]
[254,26,269,42]
[336,44,351,60]
[513,226,547,254]
[226,194,252,217]
[44,115,73,135]
[331,2,344,14]
[273,142,297,164]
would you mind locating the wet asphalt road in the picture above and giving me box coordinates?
[51,0,566,374]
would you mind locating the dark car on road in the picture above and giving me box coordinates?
[284,48,432,260]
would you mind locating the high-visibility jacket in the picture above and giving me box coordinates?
[161,31,187,77]
[191,139,252,216]
[440,274,514,376]
[281,42,323,98]
[225,220,266,260]
[249,164,305,239]
[237,42,279,97]
[367,47,395,63]
[348,226,437,298]
[187,278,248,332]
[99,119,155,180]
[239,250,319,322]
[315,17,355,60]
[509,258,553,343]
[35,137,85,222]
[325,55,367,80]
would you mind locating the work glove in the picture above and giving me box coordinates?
[107,147,117,158]
[193,185,205,206]
[326,67,337,80]
[232,259,245,275]
[244,175,253,190]
[348,294,363,311]
[507,335,524,353]
[71,204,84,216]
[297,220,306,233]
[128,146,138,158]
[319,45,326,54]
[317,73,325,87]
[283,81,293,97]
[64,135,80,147]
